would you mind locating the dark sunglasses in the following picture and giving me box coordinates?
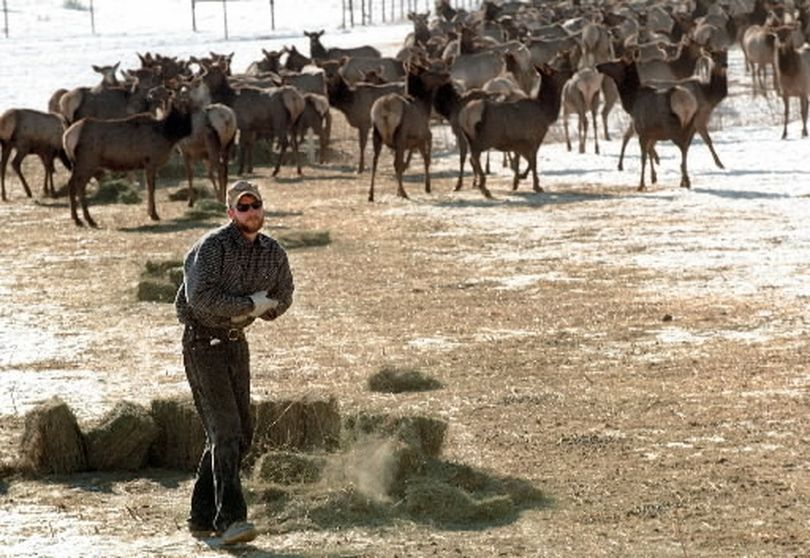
[235,200,263,212]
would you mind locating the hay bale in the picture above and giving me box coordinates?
[85,401,158,471]
[275,230,331,250]
[88,177,140,205]
[343,412,447,458]
[18,397,87,475]
[168,186,213,202]
[404,478,515,524]
[148,397,206,472]
[253,451,326,484]
[367,365,443,393]
[144,259,184,276]
[136,279,178,303]
[252,396,341,453]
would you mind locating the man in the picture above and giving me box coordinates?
[174,180,294,545]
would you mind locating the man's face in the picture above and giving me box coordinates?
[228,194,265,234]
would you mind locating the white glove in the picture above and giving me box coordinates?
[248,291,279,317]
[230,313,251,324]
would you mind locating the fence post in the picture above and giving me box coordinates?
[222,0,229,39]
[90,0,95,34]
[361,0,366,25]
[2,0,8,38]
[269,0,275,30]
[191,0,197,31]
[349,0,354,27]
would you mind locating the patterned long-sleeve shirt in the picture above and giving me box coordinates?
[175,221,294,329]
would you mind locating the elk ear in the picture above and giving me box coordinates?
[629,45,641,61]
[408,11,415,20]
[92,64,101,72]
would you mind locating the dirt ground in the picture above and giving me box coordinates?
[2,75,810,556]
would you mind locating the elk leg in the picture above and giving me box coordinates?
[469,149,492,199]
[591,105,600,155]
[679,141,691,189]
[273,135,288,177]
[526,148,541,193]
[358,127,369,174]
[11,149,32,198]
[618,124,633,171]
[455,127,467,191]
[801,96,809,138]
[485,150,491,174]
[422,133,432,194]
[638,137,647,192]
[290,127,302,175]
[369,129,382,202]
[0,141,9,201]
[145,167,159,221]
[580,113,588,154]
[394,145,409,199]
[564,112,572,152]
[182,151,196,208]
[511,152,520,190]
[782,95,790,140]
[700,129,724,169]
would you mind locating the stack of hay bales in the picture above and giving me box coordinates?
[17,397,87,475]
[85,401,158,471]
[148,397,206,472]
[136,259,184,303]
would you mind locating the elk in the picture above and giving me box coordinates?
[774,30,810,139]
[597,56,699,191]
[561,67,604,154]
[48,62,122,114]
[0,109,71,200]
[325,72,404,173]
[295,93,332,164]
[61,90,193,227]
[304,30,381,61]
[282,45,312,72]
[617,52,729,170]
[59,67,161,124]
[458,63,573,198]
[338,56,405,84]
[245,49,283,75]
[157,85,238,206]
[741,24,779,96]
[195,63,305,176]
[368,59,450,202]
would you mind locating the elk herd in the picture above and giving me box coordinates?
[1,0,809,227]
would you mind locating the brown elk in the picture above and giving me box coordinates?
[459,63,573,198]
[304,30,381,61]
[368,59,450,201]
[61,90,193,227]
[597,56,699,191]
[0,109,71,200]
[774,28,810,139]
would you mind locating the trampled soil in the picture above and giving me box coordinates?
[1,66,809,557]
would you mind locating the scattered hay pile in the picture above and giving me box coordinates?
[367,364,443,393]
[168,186,214,203]
[274,229,331,249]
[252,396,341,454]
[253,451,327,484]
[178,199,225,222]
[136,258,184,303]
[88,176,141,205]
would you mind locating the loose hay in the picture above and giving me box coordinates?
[179,199,226,222]
[137,259,184,303]
[251,396,341,454]
[367,365,443,393]
[88,176,141,205]
[253,451,326,484]
[18,397,87,475]
[342,412,447,458]
[275,229,331,249]
[168,186,213,202]
[85,401,158,471]
[404,478,515,524]
[148,397,206,472]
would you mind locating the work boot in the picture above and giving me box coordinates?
[187,517,214,538]
[220,521,258,545]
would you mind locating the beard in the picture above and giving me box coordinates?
[235,213,264,234]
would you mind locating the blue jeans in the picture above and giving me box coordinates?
[182,325,253,532]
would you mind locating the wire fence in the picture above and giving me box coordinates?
[2,0,483,39]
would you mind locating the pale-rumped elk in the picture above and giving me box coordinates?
[432,80,490,191]
[458,63,573,198]
[295,93,331,164]
[618,52,729,170]
[368,59,451,201]
[325,71,404,173]
[163,84,238,205]
[304,30,381,61]
[62,89,193,227]
[741,23,779,96]
[597,56,699,191]
[338,56,405,85]
[774,28,810,139]
[48,62,121,114]
[58,67,162,124]
[0,108,71,200]
[196,63,305,176]
[561,67,604,154]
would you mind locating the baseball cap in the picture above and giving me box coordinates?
[227,180,263,208]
